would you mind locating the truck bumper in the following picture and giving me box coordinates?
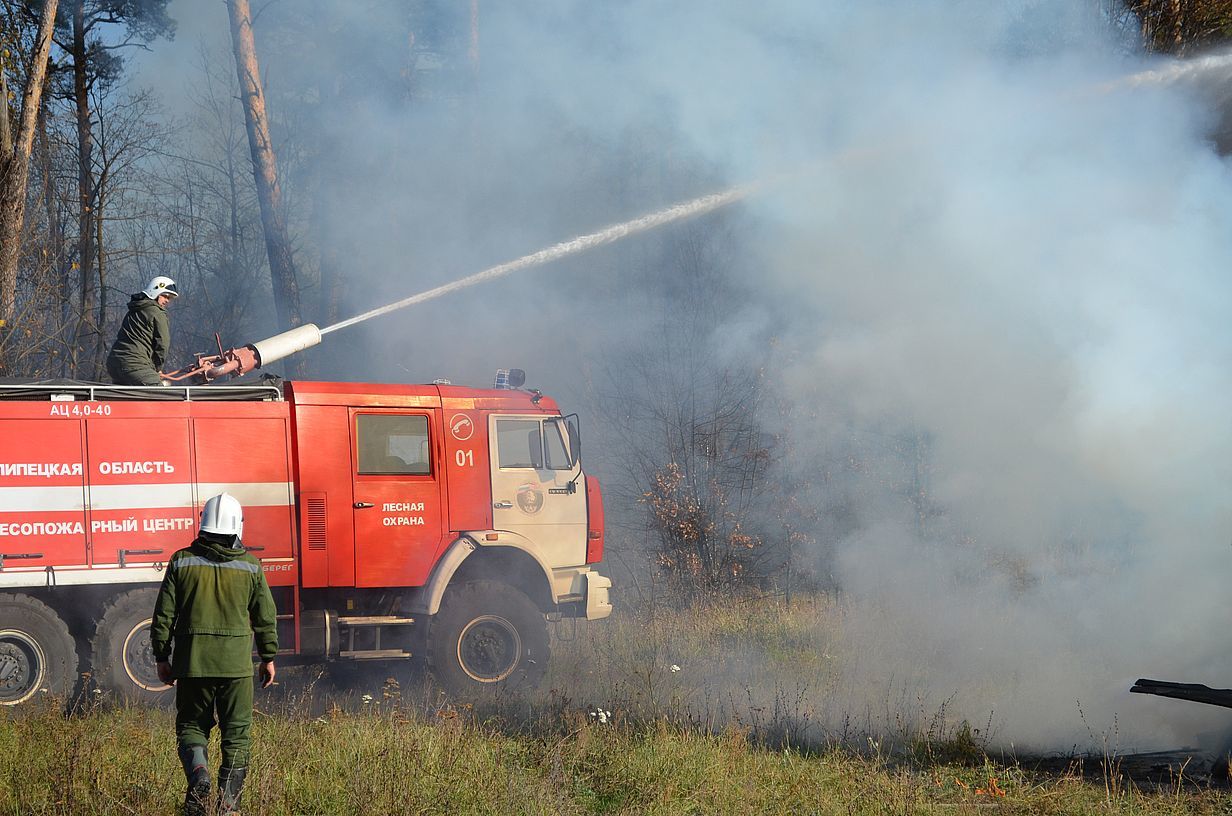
[584,570,613,620]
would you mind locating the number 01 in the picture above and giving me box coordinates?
[454,449,474,467]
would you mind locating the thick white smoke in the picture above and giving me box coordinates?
[741,6,1232,748]
[131,0,1232,749]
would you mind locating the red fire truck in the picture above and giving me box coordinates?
[0,376,611,705]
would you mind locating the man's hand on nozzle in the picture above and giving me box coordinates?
[156,660,174,687]
[259,660,276,689]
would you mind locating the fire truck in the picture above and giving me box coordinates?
[0,374,611,705]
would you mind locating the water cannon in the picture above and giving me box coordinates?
[163,324,323,384]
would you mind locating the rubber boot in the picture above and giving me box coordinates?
[178,745,211,816]
[217,766,247,815]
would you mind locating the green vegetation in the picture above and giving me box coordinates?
[1,702,1229,815]
[2,593,1229,815]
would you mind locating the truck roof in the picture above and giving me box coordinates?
[0,379,281,402]
[0,379,561,412]
[285,380,561,412]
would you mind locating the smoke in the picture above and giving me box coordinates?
[741,7,1232,748]
[129,1,1232,749]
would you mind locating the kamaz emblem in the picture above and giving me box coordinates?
[516,484,544,515]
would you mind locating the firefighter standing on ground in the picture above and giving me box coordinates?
[151,492,278,816]
[106,275,178,386]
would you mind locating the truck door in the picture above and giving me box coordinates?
[0,419,87,568]
[489,415,586,566]
[350,409,445,587]
[86,417,193,566]
[192,417,294,560]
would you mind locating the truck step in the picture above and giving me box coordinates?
[338,615,416,626]
[338,649,413,660]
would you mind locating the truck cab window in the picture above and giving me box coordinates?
[543,420,571,470]
[358,414,430,475]
[496,419,544,469]
[497,418,574,471]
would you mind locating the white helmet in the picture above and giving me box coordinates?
[200,492,243,541]
[142,275,179,300]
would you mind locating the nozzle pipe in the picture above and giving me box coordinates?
[251,324,322,367]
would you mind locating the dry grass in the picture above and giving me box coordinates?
[1,701,1229,815]
[0,593,1228,814]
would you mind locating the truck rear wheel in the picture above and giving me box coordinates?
[91,589,172,705]
[427,581,549,695]
[0,594,78,705]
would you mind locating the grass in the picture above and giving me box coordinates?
[0,592,1228,814]
[543,593,843,730]
[1,703,1228,815]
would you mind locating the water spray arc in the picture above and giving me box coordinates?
[320,183,753,336]
[166,183,754,382]
[1102,50,1232,91]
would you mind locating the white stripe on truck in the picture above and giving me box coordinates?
[0,486,85,512]
[197,482,294,507]
[89,483,193,510]
[0,482,293,513]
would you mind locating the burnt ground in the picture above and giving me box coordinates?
[1018,749,1231,790]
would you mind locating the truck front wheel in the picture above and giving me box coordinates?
[91,589,172,704]
[0,594,78,706]
[427,581,549,695]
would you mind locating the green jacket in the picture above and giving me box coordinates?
[150,533,278,679]
[107,293,170,379]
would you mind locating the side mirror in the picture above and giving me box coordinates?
[565,414,581,468]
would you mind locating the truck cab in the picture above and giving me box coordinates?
[287,379,611,690]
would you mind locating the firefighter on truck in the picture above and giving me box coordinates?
[106,275,179,386]
[151,492,277,816]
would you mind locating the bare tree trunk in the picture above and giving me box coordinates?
[93,165,107,377]
[313,194,342,327]
[226,0,304,350]
[0,0,61,370]
[1170,0,1183,51]
[37,98,68,377]
[0,54,12,158]
[226,147,240,270]
[72,0,98,376]
[1138,2,1153,48]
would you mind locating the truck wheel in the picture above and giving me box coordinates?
[91,589,172,705]
[0,594,78,706]
[427,581,549,695]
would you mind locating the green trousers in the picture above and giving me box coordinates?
[175,676,254,769]
[107,360,163,386]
